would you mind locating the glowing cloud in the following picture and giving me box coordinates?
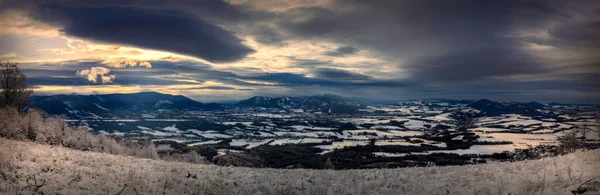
[0,52,17,58]
[107,60,153,68]
[76,67,116,84]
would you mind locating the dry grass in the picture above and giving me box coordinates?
[1,138,599,195]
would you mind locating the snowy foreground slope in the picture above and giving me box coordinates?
[1,138,599,195]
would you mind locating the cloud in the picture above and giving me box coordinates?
[187,86,254,91]
[32,4,254,63]
[547,20,600,49]
[5,0,600,103]
[312,68,372,81]
[324,46,359,57]
[76,67,116,84]
[0,52,17,58]
[107,60,152,68]
[261,0,569,81]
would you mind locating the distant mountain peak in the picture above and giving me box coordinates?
[235,94,364,113]
[28,92,222,118]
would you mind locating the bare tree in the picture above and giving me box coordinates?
[0,62,32,111]
[558,130,581,153]
[579,124,589,140]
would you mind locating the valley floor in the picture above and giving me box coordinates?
[1,138,599,195]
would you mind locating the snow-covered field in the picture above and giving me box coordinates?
[1,138,599,194]
[70,102,597,158]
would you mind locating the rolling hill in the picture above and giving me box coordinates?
[27,92,223,118]
[235,94,366,113]
[1,138,598,194]
[27,92,367,118]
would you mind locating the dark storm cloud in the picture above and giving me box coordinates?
[403,48,543,82]
[32,5,254,63]
[6,0,600,102]
[186,86,254,91]
[243,73,331,86]
[249,25,285,45]
[46,0,247,22]
[312,68,372,81]
[242,72,416,88]
[27,77,90,86]
[22,59,416,88]
[266,0,569,82]
[286,57,333,68]
[324,46,359,57]
[547,20,600,49]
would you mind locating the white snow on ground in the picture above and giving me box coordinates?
[87,112,102,119]
[386,130,423,137]
[472,127,509,133]
[422,113,452,122]
[199,133,232,139]
[252,113,291,118]
[145,119,191,122]
[230,139,274,149]
[93,103,109,111]
[187,140,222,146]
[62,101,74,109]
[5,138,596,194]
[300,138,328,144]
[162,124,180,132]
[94,119,139,122]
[473,129,573,152]
[141,114,156,118]
[341,117,391,124]
[152,138,187,143]
[140,130,173,136]
[286,125,335,131]
[269,138,303,145]
[428,145,524,155]
[370,125,402,130]
[315,140,370,152]
[222,121,253,126]
[477,114,524,126]
[137,125,151,130]
[186,130,233,139]
[374,140,420,146]
[531,129,557,133]
[308,126,336,131]
[373,152,409,157]
[270,138,329,145]
[289,125,311,130]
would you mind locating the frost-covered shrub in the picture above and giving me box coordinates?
[0,107,159,160]
[161,151,208,164]
[1,137,600,195]
[132,140,160,160]
[0,108,26,140]
[558,130,581,153]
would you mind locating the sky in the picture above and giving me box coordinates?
[0,0,599,103]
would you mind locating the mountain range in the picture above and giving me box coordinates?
[27,92,367,118]
[235,94,365,113]
[27,92,559,118]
